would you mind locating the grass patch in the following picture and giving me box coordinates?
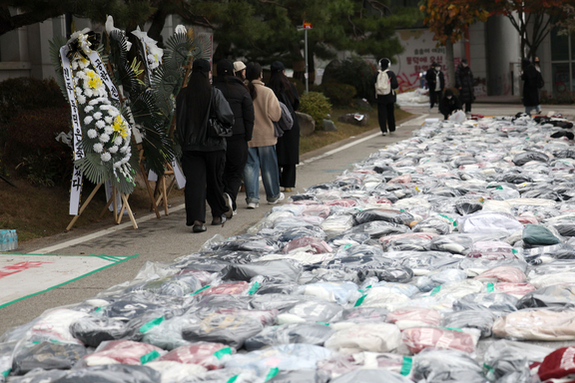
[300,106,412,154]
[0,105,412,245]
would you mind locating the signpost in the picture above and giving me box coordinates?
[303,21,312,94]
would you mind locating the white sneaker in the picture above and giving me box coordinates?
[223,192,233,218]
[268,192,285,205]
[247,202,259,209]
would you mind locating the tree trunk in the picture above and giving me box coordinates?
[445,39,455,88]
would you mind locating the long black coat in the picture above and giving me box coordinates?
[275,82,300,166]
[213,75,254,143]
[522,64,544,107]
[455,64,474,103]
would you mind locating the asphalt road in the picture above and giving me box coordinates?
[2,101,574,337]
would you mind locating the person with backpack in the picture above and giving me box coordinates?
[425,62,445,112]
[268,61,300,192]
[373,58,399,136]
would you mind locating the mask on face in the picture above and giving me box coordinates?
[462,63,468,68]
[447,96,452,100]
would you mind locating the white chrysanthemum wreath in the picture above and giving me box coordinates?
[70,47,134,183]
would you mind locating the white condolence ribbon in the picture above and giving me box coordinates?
[60,45,84,216]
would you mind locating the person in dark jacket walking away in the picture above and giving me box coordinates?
[176,59,235,233]
[425,62,445,112]
[373,58,399,136]
[268,61,300,192]
[213,59,255,215]
[455,58,474,114]
[521,57,544,115]
[439,89,462,120]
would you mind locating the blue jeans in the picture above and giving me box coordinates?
[244,146,281,204]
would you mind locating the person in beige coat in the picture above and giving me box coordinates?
[243,62,283,209]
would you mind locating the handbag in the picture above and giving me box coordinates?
[273,100,294,138]
[208,91,233,138]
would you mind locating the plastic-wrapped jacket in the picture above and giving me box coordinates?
[70,316,130,348]
[221,260,302,282]
[12,341,87,375]
[51,364,161,383]
[352,209,415,226]
[329,369,412,383]
[515,285,575,309]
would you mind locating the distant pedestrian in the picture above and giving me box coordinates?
[243,62,283,209]
[534,56,542,114]
[425,62,445,112]
[521,57,544,115]
[373,58,399,136]
[176,59,235,233]
[213,59,254,216]
[455,58,474,114]
[439,89,462,120]
[268,61,300,192]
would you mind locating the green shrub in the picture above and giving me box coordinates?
[319,83,357,107]
[321,56,376,102]
[300,91,332,125]
[0,77,65,123]
[1,107,72,187]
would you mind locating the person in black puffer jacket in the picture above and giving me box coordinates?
[213,59,255,215]
[176,59,235,233]
[455,58,475,114]
[439,89,462,120]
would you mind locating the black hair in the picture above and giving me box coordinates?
[268,70,294,103]
[246,62,262,100]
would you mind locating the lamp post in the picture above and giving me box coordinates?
[303,21,312,94]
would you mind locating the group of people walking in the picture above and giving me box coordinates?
[176,58,300,233]
[424,59,475,120]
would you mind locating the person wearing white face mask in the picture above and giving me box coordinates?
[439,89,462,120]
[455,58,475,115]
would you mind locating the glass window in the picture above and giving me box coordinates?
[551,27,570,61]
[552,63,570,94]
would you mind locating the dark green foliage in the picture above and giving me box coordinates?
[322,57,377,102]
[1,107,72,187]
[300,91,332,125]
[319,83,357,107]
[0,77,66,123]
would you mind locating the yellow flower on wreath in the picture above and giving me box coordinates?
[86,69,103,90]
[112,115,129,139]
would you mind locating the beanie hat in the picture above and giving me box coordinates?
[217,59,234,76]
[192,59,211,73]
[233,61,246,73]
[432,62,440,67]
[461,58,468,64]
[538,347,575,381]
[271,61,285,74]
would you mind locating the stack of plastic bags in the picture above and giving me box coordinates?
[4,114,575,382]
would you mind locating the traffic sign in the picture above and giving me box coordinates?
[303,22,313,29]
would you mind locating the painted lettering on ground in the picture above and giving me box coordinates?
[0,261,52,279]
